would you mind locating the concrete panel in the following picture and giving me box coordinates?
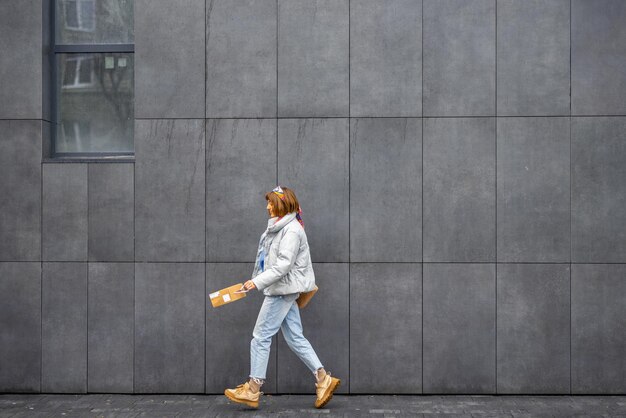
[0,262,41,392]
[88,263,134,393]
[350,0,422,117]
[42,262,88,393]
[0,121,41,261]
[572,117,626,263]
[206,263,278,394]
[206,0,276,117]
[42,164,88,261]
[135,119,205,262]
[423,0,495,116]
[134,263,205,393]
[572,264,626,394]
[497,263,570,394]
[423,118,496,262]
[276,263,349,394]
[206,119,276,262]
[278,0,349,117]
[278,119,349,262]
[350,118,422,262]
[0,0,42,119]
[497,0,570,116]
[497,117,570,262]
[350,263,421,394]
[423,263,496,394]
[88,164,134,262]
[135,0,205,118]
[572,0,626,115]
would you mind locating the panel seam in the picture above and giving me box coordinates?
[86,164,89,393]
[421,0,424,394]
[204,0,208,395]
[494,0,498,394]
[569,0,573,395]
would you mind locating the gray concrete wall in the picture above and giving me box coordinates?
[1,0,626,394]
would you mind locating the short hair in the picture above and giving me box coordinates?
[265,186,300,218]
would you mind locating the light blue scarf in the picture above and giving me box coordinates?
[252,212,298,277]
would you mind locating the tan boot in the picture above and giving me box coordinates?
[314,371,340,408]
[224,381,261,408]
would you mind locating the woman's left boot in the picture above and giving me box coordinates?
[314,369,341,408]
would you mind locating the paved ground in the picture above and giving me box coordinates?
[1,394,626,417]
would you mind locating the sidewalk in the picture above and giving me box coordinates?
[2,394,626,417]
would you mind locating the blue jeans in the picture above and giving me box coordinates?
[250,293,323,380]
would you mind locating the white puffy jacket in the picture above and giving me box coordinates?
[251,212,316,296]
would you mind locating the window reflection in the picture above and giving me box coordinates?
[61,120,92,151]
[62,55,94,88]
[64,0,96,32]
[56,53,134,153]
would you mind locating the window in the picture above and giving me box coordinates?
[52,0,134,157]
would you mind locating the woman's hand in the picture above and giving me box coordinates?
[243,280,256,291]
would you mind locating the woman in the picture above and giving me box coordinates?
[224,185,341,409]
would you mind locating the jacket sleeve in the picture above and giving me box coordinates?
[252,230,300,291]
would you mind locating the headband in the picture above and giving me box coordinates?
[272,185,285,200]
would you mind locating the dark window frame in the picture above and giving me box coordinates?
[50,0,135,159]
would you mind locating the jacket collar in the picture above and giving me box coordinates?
[266,211,297,233]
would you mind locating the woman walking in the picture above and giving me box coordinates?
[224,185,341,409]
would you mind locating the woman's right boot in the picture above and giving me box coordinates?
[224,378,263,408]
